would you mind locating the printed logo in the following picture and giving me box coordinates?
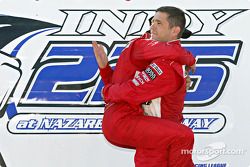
[182,113,226,134]
[52,9,247,37]
[145,67,156,80]
[150,63,163,75]
[0,9,247,134]
[141,71,150,82]
[8,113,102,134]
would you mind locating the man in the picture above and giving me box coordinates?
[93,6,195,167]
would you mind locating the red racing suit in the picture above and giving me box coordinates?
[99,33,196,167]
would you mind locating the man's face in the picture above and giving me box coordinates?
[150,12,178,42]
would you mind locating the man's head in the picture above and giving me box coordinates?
[150,6,186,41]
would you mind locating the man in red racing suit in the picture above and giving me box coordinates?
[93,6,196,167]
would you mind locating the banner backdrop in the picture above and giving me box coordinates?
[0,0,249,166]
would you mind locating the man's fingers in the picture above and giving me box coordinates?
[92,41,97,47]
[92,41,104,57]
[191,65,196,73]
[92,41,99,57]
[192,68,195,73]
[186,75,192,90]
[185,64,196,74]
[190,63,196,73]
[92,41,98,50]
[99,44,106,57]
[92,41,108,68]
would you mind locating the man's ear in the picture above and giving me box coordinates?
[172,26,181,37]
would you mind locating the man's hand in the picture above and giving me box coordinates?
[189,63,196,73]
[185,75,192,91]
[185,63,196,91]
[92,41,108,68]
[185,63,196,74]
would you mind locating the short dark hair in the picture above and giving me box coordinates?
[156,6,186,38]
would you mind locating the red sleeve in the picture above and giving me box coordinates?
[99,64,113,85]
[133,40,196,66]
[103,58,183,105]
[174,49,196,66]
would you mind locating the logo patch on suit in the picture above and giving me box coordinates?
[145,67,156,80]
[150,63,163,75]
